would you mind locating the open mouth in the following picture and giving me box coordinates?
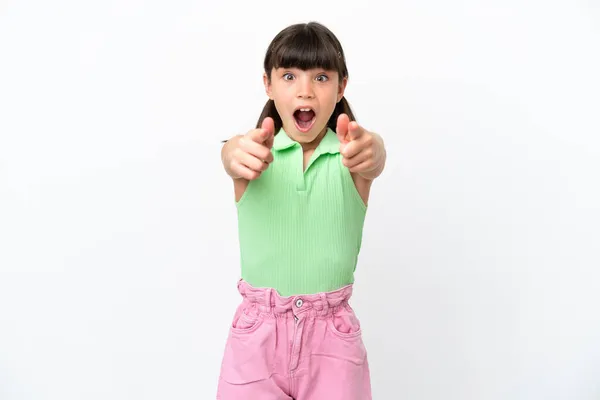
[293,108,316,132]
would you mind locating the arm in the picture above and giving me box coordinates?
[220,118,275,201]
[221,134,244,179]
[355,132,386,181]
[335,115,387,206]
[349,132,386,206]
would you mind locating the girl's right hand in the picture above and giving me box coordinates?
[222,117,275,181]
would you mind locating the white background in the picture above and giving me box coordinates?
[1,0,600,399]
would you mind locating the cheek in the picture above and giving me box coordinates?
[272,92,292,112]
[274,92,294,110]
[272,98,286,118]
[319,91,339,116]
[324,87,339,104]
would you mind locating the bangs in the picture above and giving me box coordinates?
[269,29,343,73]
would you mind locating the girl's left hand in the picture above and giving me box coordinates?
[336,114,386,180]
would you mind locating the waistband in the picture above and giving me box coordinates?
[237,279,353,315]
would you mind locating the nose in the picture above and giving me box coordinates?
[296,76,315,99]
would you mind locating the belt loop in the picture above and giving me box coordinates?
[265,288,273,313]
[320,293,328,315]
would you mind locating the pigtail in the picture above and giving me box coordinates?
[256,99,283,134]
[327,96,357,131]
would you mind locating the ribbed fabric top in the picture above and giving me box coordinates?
[235,127,367,296]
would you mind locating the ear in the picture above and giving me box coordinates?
[263,72,273,99]
[337,76,348,102]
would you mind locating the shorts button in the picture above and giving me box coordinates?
[295,299,303,308]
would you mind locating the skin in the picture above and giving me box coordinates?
[221,67,386,204]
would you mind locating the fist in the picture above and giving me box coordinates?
[226,117,275,180]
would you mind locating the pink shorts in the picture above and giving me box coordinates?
[216,279,372,399]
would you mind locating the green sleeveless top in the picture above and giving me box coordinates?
[235,127,367,296]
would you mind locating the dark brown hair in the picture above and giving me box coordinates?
[257,21,356,134]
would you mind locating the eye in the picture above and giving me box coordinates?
[316,74,329,82]
[283,73,294,81]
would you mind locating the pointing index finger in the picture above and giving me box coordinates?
[248,117,275,145]
[348,121,365,140]
[336,113,350,143]
[261,117,275,148]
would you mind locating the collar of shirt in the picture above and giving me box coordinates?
[273,127,341,158]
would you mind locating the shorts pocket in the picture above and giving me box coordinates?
[315,304,367,366]
[219,306,275,384]
[328,303,363,339]
[230,308,263,334]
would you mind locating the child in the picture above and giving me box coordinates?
[217,21,386,400]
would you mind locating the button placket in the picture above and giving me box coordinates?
[293,298,303,323]
[290,297,306,372]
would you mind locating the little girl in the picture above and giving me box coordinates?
[218,21,386,400]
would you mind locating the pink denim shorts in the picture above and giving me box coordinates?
[216,279,372,399]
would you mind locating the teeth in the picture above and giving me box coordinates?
[299,108,312,112]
